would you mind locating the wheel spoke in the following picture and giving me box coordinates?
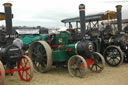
[95,65,98,71]
[41,62,47,67]
[70,65,76,70]
[96,64,102,69]
[111,59,115,65]
[113,59,117,64]
[74,69,78,76]
[104,46,123,66]
[24,59,29,67]
[26,71,28,80]
[68,55,86,77]
[26,71,31,78]
[90,64,94,70]
[42,57,47,61]
[76,60,80,66]
[17,56,33,81]
[78,69,82,76]
[34,60,38,65]
[108,57,112,62]
[40,46,45,54]
[32,47,38,55]
[89,52,104,72]
[32,52,38,56]
[22,71,25,76]
[116,57,120,62]
[29,41,52,73]
[36,62,41,68]
[23,58,26,64]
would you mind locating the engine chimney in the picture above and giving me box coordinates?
[79,4,86,39]
[116,5,122,32]
[3,3,13,35]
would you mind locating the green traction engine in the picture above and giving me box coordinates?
[28,4,105,77]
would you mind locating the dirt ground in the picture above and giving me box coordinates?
[4,63,128,85]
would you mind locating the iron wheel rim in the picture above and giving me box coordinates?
[68,55,87,78]
[0,61,5,85]
[29,41,52,73]
[89,52,105,72]
[104,46,123,66]
[17,55,33,81]
[31,43,47,72]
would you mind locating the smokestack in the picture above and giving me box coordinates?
[3,3,13,35]
[116,5,122,32]
[79,4,86,39]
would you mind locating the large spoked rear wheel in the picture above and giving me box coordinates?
[17,55,33,81]
[68,55,87,78]
[103,45,124,66]
[0,61,5,85]
[89,52,105,72]
[29,41,52,73]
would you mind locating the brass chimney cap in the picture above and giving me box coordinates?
[116,5,122,9]
[3,3,12,7]
[79,4,85,11]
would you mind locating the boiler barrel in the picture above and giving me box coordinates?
[65,40,94,58]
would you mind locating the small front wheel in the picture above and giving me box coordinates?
[17,55,34,81]
[89,52,105,72]
[68,55,87,78]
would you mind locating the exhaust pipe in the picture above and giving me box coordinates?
[79,4,86,39]
[3,3,13,35]
[116,5,122,32]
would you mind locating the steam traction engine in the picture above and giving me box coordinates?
[82,5,128,67]
[102,5,128,66]
[28,4,105,77]
[0,3,33,85]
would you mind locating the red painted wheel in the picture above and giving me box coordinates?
[0,61,5,85]
[17,55,33,81]
[89,52,105,72]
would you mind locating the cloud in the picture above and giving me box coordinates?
[0,0,128,27]
[13,19,64,28]
[102,0,128,3]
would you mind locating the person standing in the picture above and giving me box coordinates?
[0,25,6,46]
[13,36,23,49]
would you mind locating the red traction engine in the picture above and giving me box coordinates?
[0,3,33,85]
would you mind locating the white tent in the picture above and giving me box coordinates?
[16,28,39,34]
[58,27,68,32]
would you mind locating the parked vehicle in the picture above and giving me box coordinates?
[28,4,105,78]
[62,5,128,67]
[0,3,33,85]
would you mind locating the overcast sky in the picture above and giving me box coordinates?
[0,0,128,28]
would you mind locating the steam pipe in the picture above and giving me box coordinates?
[79,4,86,39]
[116,5,122,32]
